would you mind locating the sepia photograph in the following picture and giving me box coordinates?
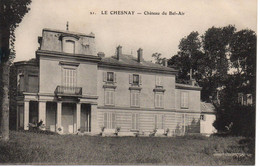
[0,0,257,165]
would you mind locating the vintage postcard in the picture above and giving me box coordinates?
[0,0,257,165]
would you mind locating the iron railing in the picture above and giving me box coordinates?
[55,86,82,95]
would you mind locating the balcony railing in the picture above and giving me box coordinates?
[55,86,82,96]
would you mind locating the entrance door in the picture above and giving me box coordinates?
[62,103,76,134]
[80,104,91,132]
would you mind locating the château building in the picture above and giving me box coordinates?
[10,28,216,136]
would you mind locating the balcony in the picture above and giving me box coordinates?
[55,86,82,96]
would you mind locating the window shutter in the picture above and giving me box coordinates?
[129,74,133,84]
[154,115,157,129]
[184,92,188,108]
[136,114,139,129]
[104,113,108,128]
[112,113,116,129]
[160,94,163,107]
[114,73,117,83]
[103,72,107,82]
[161,115,164,129]
[139,75,142,85]
[136,93,140,106]
[181,92,188,108]
[132,114,135,129]
[111,91,114,105]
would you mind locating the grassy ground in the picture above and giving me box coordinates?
[0,130,255,165]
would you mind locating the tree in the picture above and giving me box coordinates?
[0,0,31,141]
[169,26,236,101]
[169,25,256,136]
[229,29,257,102]
[168,31,204,83]
[152,52,164,65]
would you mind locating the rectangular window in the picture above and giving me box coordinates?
[129,74,142,85]
[103,71,116,83]
[63,68,76,87]
[18,75,25,92]
[104,112,116,129]
[181,92,189,109]
[63,40,75,54]
[28,75,39,93]
[132,113,139,130]
[107,72,114,82]
[131,91,140,107]
[155,93,164,108]
[105,90,115,106]
[133,74,139,85]
[154,114,164,129]
[155,76,163,87]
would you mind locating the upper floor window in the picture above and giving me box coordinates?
[129,74,142,86]
[103,71,116,83]
[62,68,77,88]
[131,90,140,107]
[181,91,189,109]
[107,72,114,82]
[28,75,39,93]
[17,74,25,92]
[155,92,164,108]
[63,40,75,54]
[133,74,139,84]
[105,89,115,106]
[155,76,163,87]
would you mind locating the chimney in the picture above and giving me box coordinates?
[116,45,122,60]
[162,58,168,67]
[137,48,143,62]
[97,52,105,58]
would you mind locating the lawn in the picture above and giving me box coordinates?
[0,131,255,165]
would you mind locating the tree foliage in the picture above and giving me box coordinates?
[168,25,256,136]
[0,0,32,61]
[152,52,164,65]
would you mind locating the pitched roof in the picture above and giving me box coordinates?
[201,102,216,113]
[99,54,177,73]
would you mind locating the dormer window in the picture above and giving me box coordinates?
[129,74,142,86]
[133,74,139,85]
[63,40,75,54]
[107,72,114,82]
[103,71,116,83]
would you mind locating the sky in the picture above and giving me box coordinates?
[14,0,257,62]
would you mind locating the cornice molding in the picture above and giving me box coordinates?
[98,62,178,75]
[97,106,202,114]
[36,50,101,63]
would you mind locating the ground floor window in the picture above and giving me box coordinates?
[154,114,164,129]
[104,112,116,129]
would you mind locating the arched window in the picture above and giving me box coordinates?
[63,40,75,54]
